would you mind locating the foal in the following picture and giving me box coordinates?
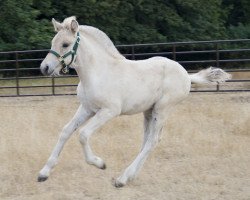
[38,16,231,187]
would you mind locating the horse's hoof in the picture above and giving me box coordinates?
[114,181,125,188]
[100,163,106,170]
[112,178,125,188]
[37,175,48,182]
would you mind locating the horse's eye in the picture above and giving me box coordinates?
[62,43,69,48]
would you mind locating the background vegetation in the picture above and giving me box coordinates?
[0,0,249,51]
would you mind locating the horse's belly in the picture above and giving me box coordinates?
[119,69,164,115]
[122,103,153,115]
[121,91,161,115]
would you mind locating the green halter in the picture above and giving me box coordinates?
[49,32,80,74]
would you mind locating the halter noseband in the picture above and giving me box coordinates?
[49,32,80,74]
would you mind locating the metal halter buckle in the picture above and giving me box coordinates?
[58,56,64,62]
[61,66,69,74]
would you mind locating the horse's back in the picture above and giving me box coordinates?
[127,56,191,95]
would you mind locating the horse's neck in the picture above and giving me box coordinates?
[75,36,115,82]
[79,26,124,60]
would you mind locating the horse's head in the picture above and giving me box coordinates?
[40,16,80,76]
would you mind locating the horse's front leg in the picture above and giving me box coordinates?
[79,108,119,169]
[38,105,92,182]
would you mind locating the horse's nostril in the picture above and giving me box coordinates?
[41,64,50,75]
[45,65,49,73]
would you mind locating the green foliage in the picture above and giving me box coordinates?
[0,0,53,50]
[0,0,249,50]
[223,0,250,39]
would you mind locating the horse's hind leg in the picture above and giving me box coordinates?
[140,108,152,151]
[114,111,164,187]
[114,102,174,187]
[38,105,92,182]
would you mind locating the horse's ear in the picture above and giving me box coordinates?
[71,19,79,33]
[52,18,63,32]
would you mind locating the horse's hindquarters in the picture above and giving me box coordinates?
[120,58,191,115]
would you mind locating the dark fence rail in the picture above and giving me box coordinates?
[0,39,250,97]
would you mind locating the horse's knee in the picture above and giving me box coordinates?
[79,131,88,145]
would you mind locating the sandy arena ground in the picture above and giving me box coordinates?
[0,93,249,200]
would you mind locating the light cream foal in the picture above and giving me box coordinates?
[38,16,231,187]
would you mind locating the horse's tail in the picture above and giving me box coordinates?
[189,67,232,84]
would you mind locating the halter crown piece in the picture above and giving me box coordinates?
[49,32,80,74]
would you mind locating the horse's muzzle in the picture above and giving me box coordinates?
[41,65,50,75]
[40,60,57,76]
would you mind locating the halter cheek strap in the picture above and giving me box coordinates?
[49,32,80,74]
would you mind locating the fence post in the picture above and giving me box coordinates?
[215,43,219,68]
[15,52,20,96]
[216,82,220,92]
[52,77,55,95]
[172,44,176,61]
[131,46,135,60]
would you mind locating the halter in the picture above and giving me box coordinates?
[49,32,80,74]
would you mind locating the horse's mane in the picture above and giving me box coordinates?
[79,25,125,60]
[61,16,125,60]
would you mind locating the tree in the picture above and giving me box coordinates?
[0,0,54,50]
[0,0,249,51]
[223,0,250,39]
